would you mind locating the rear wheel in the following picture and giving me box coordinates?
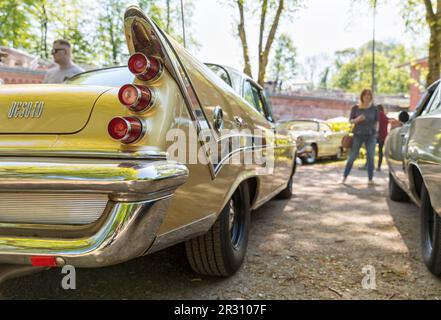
[389,172,410,202]
[335,147,344,160]
[185,183,250,277]
[421,184,441,276]
[303,145,317,165]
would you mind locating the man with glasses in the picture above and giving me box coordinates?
[43,39,84,84]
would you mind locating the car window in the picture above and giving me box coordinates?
[251,84,265,115]
[66,67,134,86]
[205,64,232,87]
[243,81,255,108]
[289,121,318,131]
[424,86,441,115]
[320,123,332,132]
[415,84,439,118]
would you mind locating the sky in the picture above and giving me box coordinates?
[188,0,429,79]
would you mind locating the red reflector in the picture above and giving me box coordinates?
[108,117,143,144]
[128,53,162,82]
[128,53,148,74]
[118,84,139,106]
[108,117,129,140]
[31,256,57,267]
[118,84,155,113]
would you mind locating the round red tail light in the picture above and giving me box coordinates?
[128,53,163,82]
[118,84,155,113]
[108,117,143,144]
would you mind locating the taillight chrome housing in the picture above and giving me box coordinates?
[118,84,156,113]
[108,117,144,144]
[128,53,163,82]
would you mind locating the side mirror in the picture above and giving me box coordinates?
[398,111,410,124]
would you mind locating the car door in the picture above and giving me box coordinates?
[389,82,440,187]
[242,79,292,190]
[318,122,338,156]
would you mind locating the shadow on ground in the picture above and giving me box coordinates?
[1,164,441,299]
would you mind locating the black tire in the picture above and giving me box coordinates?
[303,145,317,165]
[421,184,441,276]
[185,183,250,277]
[334,147,344,161]
[389,172,410,202]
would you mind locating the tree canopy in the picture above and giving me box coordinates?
[331,41,411,95]
[0,0,195,67]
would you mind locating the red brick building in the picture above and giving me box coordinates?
[0,47,52,84]
[408,57,428,111]
[270,93,406,121]
[270,94,355,121]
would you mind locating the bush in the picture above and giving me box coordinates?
[328,121,351,133]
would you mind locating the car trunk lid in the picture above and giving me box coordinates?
[0,85,110,134]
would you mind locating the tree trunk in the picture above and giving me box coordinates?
[236,0,252,77]
[42,3,48,59]
[427,25,441,85]
[166,0,171,33]
[423,0,441,85]
[257,0,284,86]
[258,0,268,81]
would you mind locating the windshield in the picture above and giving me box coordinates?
[66,67,134,87]
[288,121,318,131]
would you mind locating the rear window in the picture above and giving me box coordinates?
[66,67,134,87]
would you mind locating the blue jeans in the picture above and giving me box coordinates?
[343,134,377,180]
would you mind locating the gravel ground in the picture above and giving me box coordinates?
[1,163,441,300]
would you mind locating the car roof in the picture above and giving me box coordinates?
[205,63,263,90]
[71,63,265,91]
[67,65,126,79]
[278,119,323,123]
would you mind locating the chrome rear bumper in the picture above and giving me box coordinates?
[0,158,188,268]
[0,157,188,202]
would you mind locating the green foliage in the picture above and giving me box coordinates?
[97,0,129,66]
[269,33,297,90]
[331,41,411,94]
[327,121,351,133]
[0,0,36,50]
[0,0,196,67]
[138,0,199,49]
[52,0,98,65]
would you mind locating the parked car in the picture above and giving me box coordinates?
[206,63,275,122]
[0,6,297,277]
[386,79,441,276]
[278,119,346,164]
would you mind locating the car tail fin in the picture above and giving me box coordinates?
[124,6,174,81]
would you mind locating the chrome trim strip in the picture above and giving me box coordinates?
[0,150,168,160]
[252,183,287,210]
[0,158,188,202]
[147,212,218,254]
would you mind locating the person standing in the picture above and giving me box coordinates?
[44,39,84,84]
[342,89,379,185]
[377,104,389,171]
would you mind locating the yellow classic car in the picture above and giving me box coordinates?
[386,79,441,276]
[278,119,346,164]
[0,7,297,277]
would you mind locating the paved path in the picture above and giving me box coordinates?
[1,164,441,299]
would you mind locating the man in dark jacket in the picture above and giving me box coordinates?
[377,105,389,171]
